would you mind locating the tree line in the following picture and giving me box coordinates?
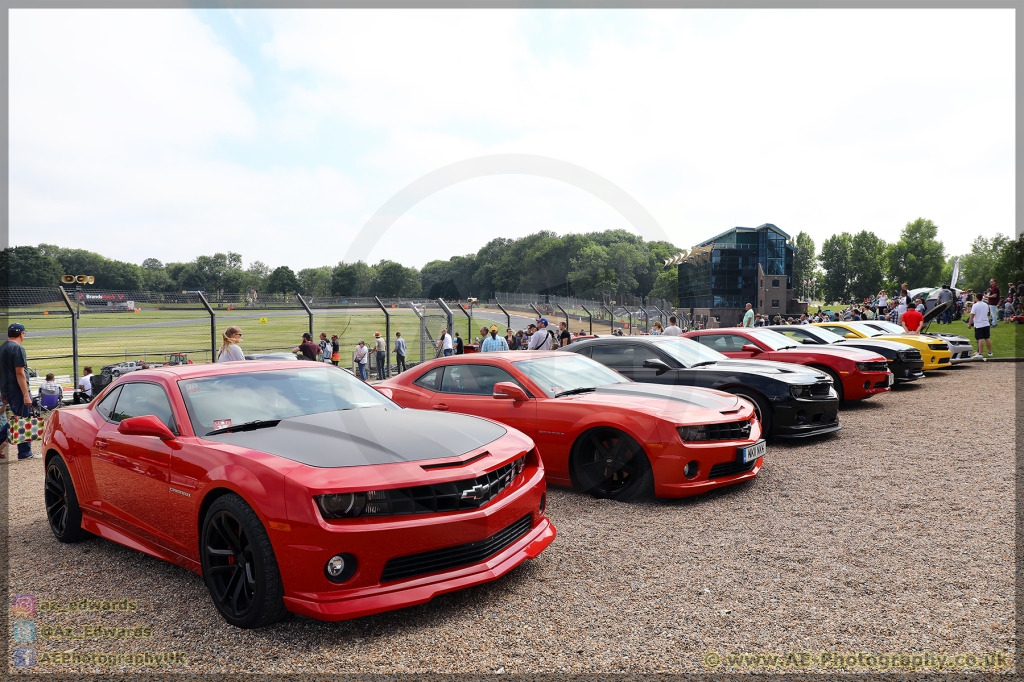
[0,230,680,301]
[790,218,1024,304]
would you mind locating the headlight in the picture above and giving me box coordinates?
[856,362,887,371]
[790,385,813,399]
[317,492,368,518]
[896,351,908,362]
[678,425,709,442]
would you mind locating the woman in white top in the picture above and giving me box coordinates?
[218,326,245,362]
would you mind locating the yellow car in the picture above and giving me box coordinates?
[811,321,953,370]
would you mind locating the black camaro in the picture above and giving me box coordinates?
[561,335,841,439]
[765,325,925,382]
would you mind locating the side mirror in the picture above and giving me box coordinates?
[117,414,176,440]
[641,359,671,375]
[845,333,858,339]
[493,381,528,401]
[374,387,394,400]
[740,344,763,353]
[801,338,818,344]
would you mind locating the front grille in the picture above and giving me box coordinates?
[901,349,922,361]
[380,514,533,582]
[928,343,948,350]
[708,459,756,479]
[361,456,524,516]
[706,420,752,441]
[959,351,970,359]
[821,410,838,423]
[808,382,832,397]
[859,361,889,372]
[938,357,950,364]
[873,380,889,389]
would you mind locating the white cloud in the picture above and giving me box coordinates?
[9,8,1014,273]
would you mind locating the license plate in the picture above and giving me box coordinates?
[738,439,766,463]
[887,373,895,386]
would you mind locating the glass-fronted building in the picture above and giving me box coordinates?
[676,223,796,313]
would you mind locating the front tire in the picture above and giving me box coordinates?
[45,455,91,543]
[813,366,844,402]
[729,390,773,439]
[571,428,654,501]
[200,494,287,629]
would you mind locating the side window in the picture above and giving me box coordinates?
[591,344,634,368]
[632,345,666,368]
[697,334,742,351]
[95,386,122,421]
[110,383,178,435]
[776,328,807,341]
[440,365,522,396]
[413,367,441,391]
[821,326,848,337]
[572,345,592,358]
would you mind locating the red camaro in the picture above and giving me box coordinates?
[41,362,554,628]
[377,352,766,501]
[684,328,892,402]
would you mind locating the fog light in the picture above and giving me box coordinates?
[684,460,699,479]
[863,380,870,390]
[931,356,936,363]
[539,493,546,515]
[324,553,357,583]
[795,409,806,425]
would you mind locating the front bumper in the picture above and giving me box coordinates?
[277,468,553,621]
[649,420,764,498]
[889,358,925,382]
[947,346,975,364]
[771,395,842,438]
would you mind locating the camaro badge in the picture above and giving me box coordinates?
[169,487,191,498]
[461,483,490,501]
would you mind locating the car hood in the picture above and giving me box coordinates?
[693,358,828,384]
[562,383,748,420]
[775,345,882,361]
[832,339,915,352]
[926,332,970,343]
[204,407,507,468]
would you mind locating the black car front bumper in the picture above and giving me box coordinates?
[889,358,925,382]
[771,395,842,438]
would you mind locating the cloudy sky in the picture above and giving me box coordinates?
[9,8,1014,270]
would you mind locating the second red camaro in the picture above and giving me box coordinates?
[378,351,766,501]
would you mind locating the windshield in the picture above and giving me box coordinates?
[179,367,396,436]
[864,321,905,335]
[650,337,727,366]
[746,329,801,351]
[847,323,885,337]
[515,354,628,398]
[803,326,847,344]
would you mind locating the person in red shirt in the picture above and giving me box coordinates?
[987,279,1001,327]
[901,303,924,334]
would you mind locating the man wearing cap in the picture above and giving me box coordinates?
[1,324,35,459]
[527,318,556,350]
[319,332,333,364]
[480,325,509,352]
[354,340,369,380]
[293,332,319,361]
[373,332,387,379]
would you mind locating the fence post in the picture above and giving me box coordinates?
[296,293,314,338]
[408,303,427,363]
[555,304,570,334]
[579,304,593,335]
[456,302,472,344]
[58,287,78,385]
[599,304,615,334]
[197,291,216,362]
[435,299,454,342]
[374,296,390,378]
[638,305,650,333]
[494,301,511,330]
[529,303,543,320]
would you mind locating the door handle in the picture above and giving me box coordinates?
[95,439,108,450]
[432,404,449,411]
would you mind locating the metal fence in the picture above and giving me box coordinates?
[493,292,678,334]
[0,287,464,387]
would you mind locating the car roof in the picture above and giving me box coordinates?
[123,361,330,381]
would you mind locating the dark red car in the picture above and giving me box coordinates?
[377,352,766,501]
[41,362,554,628]
[684,328,892,401]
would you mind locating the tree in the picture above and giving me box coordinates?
[0,246,64,287]
[848,231,887,301]
[372,260,421,297]
[958,234,1011,293]
[331,262,375,297]
[819,233,853,304]
[140,258,173,291]
[265,266,299,295]
[886,218,946,288]
[791,232,816,293]
[297,266,334,297]
[649,268,678,305]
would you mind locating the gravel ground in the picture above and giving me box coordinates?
[5,363,1015,675]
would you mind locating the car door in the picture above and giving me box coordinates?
[427,364,537,441]
[92,381,177,550]
[694,333,757,359]
[593,343,676,385]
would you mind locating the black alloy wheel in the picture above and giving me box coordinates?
[44,455,90,542]
[571,428,653,501]
[200,494,286,629]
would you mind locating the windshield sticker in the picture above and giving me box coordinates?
[213,419,232,430]
[549,386,563,394]
[185,383,201,394]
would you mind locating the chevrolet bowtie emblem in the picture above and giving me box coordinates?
[461,483,490,501]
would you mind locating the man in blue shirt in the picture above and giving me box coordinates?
[480,325,509,352]
[0,324,35,459]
